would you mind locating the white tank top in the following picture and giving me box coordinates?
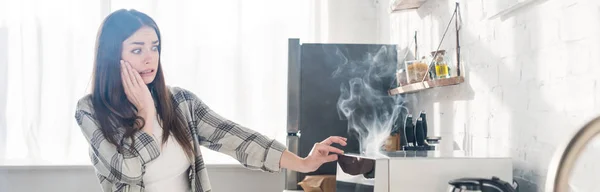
[143,117,191,192]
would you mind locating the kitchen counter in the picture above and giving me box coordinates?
[344,150,510,159]
[337,150,513,192]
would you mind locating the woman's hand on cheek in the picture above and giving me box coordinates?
[301,136,347,173]
[121,60,156,119]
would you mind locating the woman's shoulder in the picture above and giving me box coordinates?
[167,85,194,97]
[167,85,200,104]
[75,94,94,112]
[74,94,96,127]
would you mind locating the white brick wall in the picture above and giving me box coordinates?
[387,0,600,191]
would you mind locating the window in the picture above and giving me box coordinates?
[0,0,312,165]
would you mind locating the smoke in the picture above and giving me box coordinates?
[334,45,407,158]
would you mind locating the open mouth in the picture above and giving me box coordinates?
[139,69,155,75]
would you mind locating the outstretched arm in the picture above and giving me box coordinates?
[280,136,347,173]
[175,87,346,173]
[178,88,285,172]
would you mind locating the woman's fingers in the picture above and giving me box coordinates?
[124,60,145,87]
[124,61,138,88]
[122,60,145,89]
[132,64,145,87]
[316,143,344,155]
[121,60,133,95]
[324,154,338,162]
[321,136,347,146]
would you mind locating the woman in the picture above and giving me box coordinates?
[75,9,346,192]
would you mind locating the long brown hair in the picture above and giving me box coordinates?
[91,9,193,157]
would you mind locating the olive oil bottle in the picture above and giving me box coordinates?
[432,50,450,78]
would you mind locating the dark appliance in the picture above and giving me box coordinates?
[448,177,519,192]
[285,38,402,190]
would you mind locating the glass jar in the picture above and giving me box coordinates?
[405,57,431,84]
[431,50,450,79]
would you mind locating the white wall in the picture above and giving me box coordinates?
[0,165,284,192]
[387,0,600,191]
[311,0,390,44]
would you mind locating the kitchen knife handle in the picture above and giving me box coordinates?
[416,118,425,146]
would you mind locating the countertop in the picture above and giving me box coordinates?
[343,150,512,159]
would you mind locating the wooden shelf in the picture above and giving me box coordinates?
[388,76,464,95]
[390,0,429,12]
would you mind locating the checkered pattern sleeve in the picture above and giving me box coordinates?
[177,88,287,172]
[75,95,161,186]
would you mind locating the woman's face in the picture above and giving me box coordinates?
[121,26,160,84]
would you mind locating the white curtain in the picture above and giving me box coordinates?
[0,0,315,165]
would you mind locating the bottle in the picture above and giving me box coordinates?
[433,50,450,78]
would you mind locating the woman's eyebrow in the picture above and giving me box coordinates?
[129,40,159,45]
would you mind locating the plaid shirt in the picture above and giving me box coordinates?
[75,86,287,192]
